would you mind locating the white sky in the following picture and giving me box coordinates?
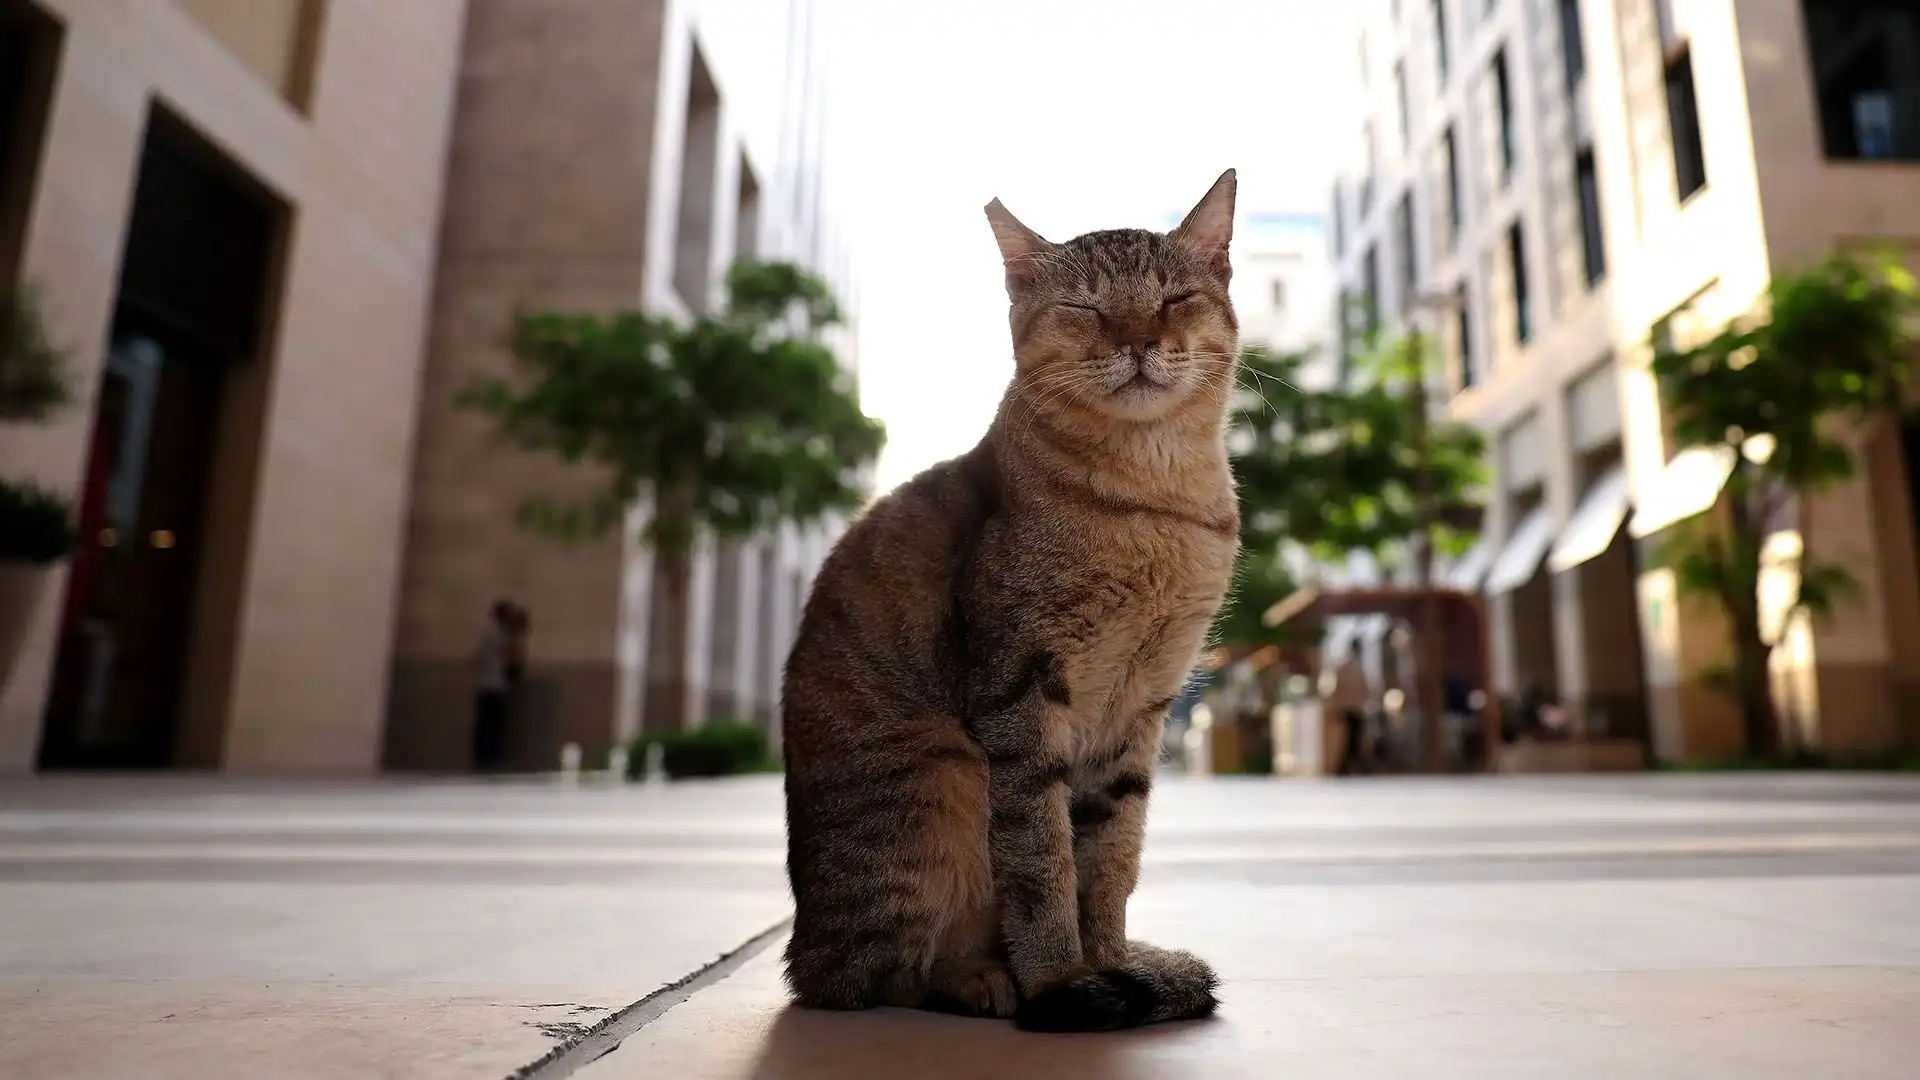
[819,1,1361,491]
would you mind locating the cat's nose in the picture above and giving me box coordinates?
[1121,333,1156,355]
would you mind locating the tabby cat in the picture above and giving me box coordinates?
[781,170,1241,1033]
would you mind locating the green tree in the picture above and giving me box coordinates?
[1230,340,1488,571]
[1211,547,1304,652]
[460,260,885,732]
[1652,253,1918,757]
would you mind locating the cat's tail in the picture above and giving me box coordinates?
[1014,941,1219,1033]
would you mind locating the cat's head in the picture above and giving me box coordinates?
[986,169,1239,426]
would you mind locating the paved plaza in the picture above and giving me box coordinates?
[2,772,1918,1078]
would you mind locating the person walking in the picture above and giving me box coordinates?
[472,600,514,772]
[1324,652,1374,776]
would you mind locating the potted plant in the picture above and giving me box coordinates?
[0,287,78,693]
[0,480,76,689]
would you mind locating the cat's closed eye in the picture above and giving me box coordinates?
[1057,302,1108,330]
[1160,292,1199,318]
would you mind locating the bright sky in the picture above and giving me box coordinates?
[820,1,1360,491]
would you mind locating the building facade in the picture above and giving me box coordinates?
[385,0,852,772]
[1328,0,1920,760]
[1230,211,1334,358]
[0,0,851,774]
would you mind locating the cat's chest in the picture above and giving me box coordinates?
[1028,517,1237,716]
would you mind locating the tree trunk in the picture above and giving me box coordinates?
[1733,619,1778,760]
[1724,472,1779,758]
[643,541,693,734]
[642,485,699,734]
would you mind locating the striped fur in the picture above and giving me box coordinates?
[781,171,1240,1032]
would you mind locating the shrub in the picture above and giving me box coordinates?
[629,719,776,779]
[0,479,77,563]
[0,287,70,422]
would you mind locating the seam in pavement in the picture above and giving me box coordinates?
[509,918,792,1080]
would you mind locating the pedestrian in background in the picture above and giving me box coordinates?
[472,600,515,772]
[1324,652,1374,776]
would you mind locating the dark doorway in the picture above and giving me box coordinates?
[38,110,283,769]
[0,0,62,288]
[1904,417,1920,554]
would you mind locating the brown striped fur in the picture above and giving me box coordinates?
[781,171,1240,1032]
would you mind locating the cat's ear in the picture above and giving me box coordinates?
[985,198,1053,291]
[1172,168,1237,275]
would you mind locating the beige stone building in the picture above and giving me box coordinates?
[0,0,851,774]
[1328,0,1920,761]
[387,0,852,773]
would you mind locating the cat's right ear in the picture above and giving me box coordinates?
[985,199,1052,293]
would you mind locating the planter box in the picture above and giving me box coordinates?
[0,559,53,695]
[1497,737,1647,774]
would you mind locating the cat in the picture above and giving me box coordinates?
[780,170,1241,1033]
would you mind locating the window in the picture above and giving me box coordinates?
[1802,1,1920,161]
[1575,147,1605,285]
[1433,0,1451,82]
[1361,120,1378,212]
[1395,191,1419,310]
[1456,284,1477,390]
[1362,244,1382,341]
[1492,48,1516,182]
[1559,0,1586,92]
[1664,47,1707,199]
[1394,61,1411,151]
[1331,183,1346,257]
[1654,0,1679,50]
[1442,125,1463,243]
[1507,221,1531,345]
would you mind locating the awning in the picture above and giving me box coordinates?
[1628,445,1736,538]
[1547,465,1631,574]
[1256,585,1499,729]
[1483,506,1555,595]
[1444,539,1494,592]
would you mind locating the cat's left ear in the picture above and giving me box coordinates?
[1172,168,1236,277]
[985,198,1054,293]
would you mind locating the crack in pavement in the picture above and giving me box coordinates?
[508,918,792,1080]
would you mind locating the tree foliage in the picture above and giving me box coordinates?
[1214,338,1489,650]
[459,260,885,556]
[1651,252,1919,755]
[0,287,70,423]
[459,259,883,733]
[1230,339,1488,567]
[1211,548,1305,651]
[0,287,78,564]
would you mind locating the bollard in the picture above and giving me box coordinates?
[559,742,582,787]
[645,741,666,785]
[607,746,630,784]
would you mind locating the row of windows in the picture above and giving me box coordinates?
[1340,0,1914,263]
[1340,130,1605,394]
[1333,0,1719,391]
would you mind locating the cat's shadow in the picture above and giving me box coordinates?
[741,1004,1221,1080]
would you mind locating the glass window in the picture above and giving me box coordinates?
[1801,1,1920,161]
[1492,48,1516,182]
[1576,147,1605,285]
[1665,48,1708,198]
[1559,0,1586,92]
[1508,221,1531,344]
